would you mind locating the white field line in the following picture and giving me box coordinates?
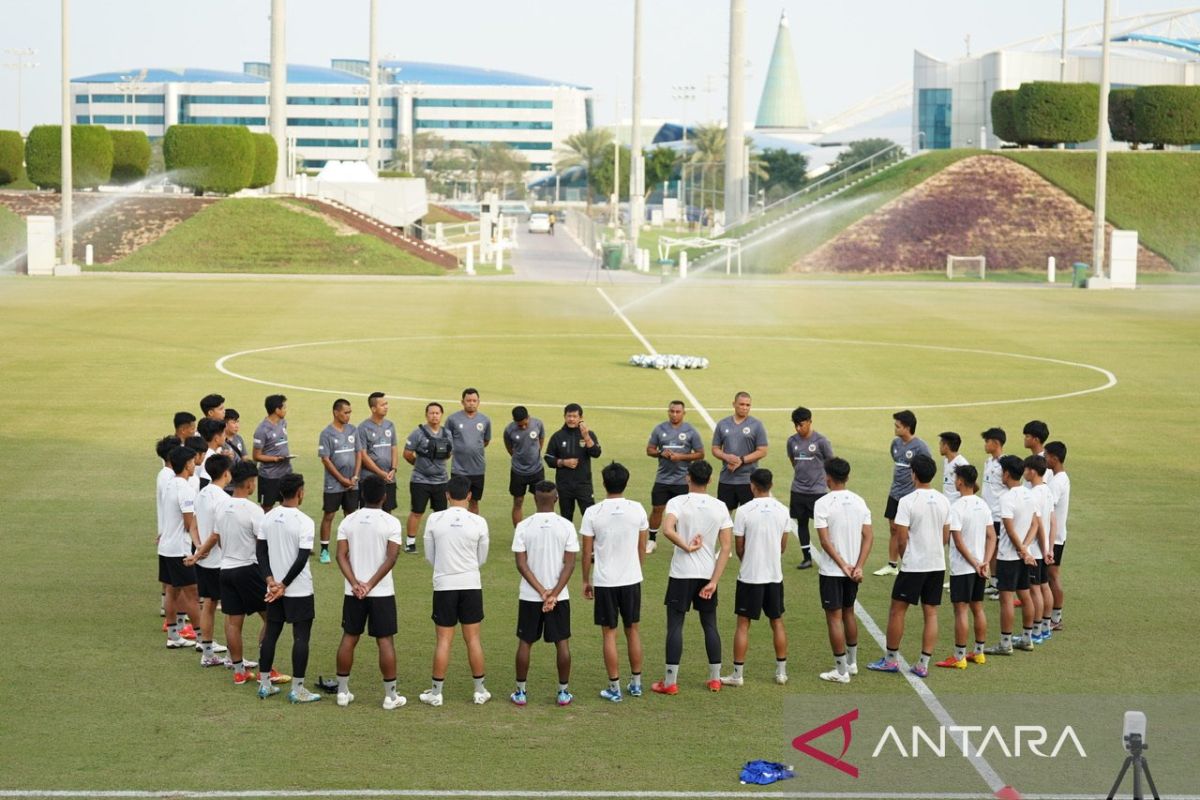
[6,792,1195,799]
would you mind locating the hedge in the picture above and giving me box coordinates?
[109,129,151,184]
[248,132,277,189]
[990,90,1021,145]
[1108,88,1140,146]
[1134,85,1200,146]
[1014,82,1099,145]
[0,130,22,184]
[163,125,255,195]
[24,125,114,190]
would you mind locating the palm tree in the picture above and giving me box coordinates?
[682,124,767,214]
[555,128,614,213]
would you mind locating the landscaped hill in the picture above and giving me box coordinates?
[795,154,1176,273]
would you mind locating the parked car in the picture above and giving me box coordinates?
[527,213,551,234]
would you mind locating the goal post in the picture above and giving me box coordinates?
[946,255,986,280]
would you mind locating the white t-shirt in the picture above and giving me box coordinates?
[948,495,992,576]
[155,466,173,538]
[813,489,872,578]
[895,488,950,573]
[259,506,315,598]
[981,455,1005,522]
[512,512,579,602]
[218,498,264,569]
[998,485,1038,561]
[732,496,795,584]
[157,476,196,557]
[942,454,971,502]
[580,498,647,588]
[194,483,231,568]
[665,492,734,580]
[337,508,404,597]
[423,506,490,591]
[1049,470,1070,545]
[1030,482,1054,559]
[197,447,220,484]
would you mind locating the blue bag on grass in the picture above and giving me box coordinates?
[739,760,795,785]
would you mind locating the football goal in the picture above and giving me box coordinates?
[946,254,986,280]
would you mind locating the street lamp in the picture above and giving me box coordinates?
[1091,0,1113,285]
[3,48,38,134]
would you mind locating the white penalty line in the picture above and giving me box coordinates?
[7,793,1195,800]
[597,284,1009,797]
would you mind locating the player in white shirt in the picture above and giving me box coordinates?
[1024,455,1056,644]
[196,418,227,489]
[184,436,207,494]
[935,465,996,670]
[580,463,648,703]
[721,469,796,688]
[938,432,970,503]
[653,461,734,696]
[813,457,873,684]
[979,427,1008,597]
[185,454,233,666]
[867,455,950,679]
[1044,441,1071,631]
[159,446,204,649]
[258,474,321,703]
[333,475,406,710]
[512,481,580,707]
[155,436,182,627]
[984,455,1040,655]
[421,475,491,706]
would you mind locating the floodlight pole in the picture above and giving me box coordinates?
[724,0,747,226]
[269,0,287,192]
[4,48,38,134]
[1059,0,1069,81]
[627,0,643,260]
[1091,0,1112,283]
[60,0,73,268]
[367,0,379,171]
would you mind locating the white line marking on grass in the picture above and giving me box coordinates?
[10,793,1191,800]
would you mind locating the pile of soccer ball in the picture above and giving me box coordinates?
[629,354,709,370]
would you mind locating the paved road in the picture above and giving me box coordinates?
[510,225,658,284]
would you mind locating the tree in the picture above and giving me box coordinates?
[469,142,528,198]
[0,130,22,184]
[248,132,277,189]
[391,130,447,177]
[991,90,1024,146]
[1013,81,1098,145]
[25,125,114,190]
[109,130,152,185]
[1108,88,1140,149]
[554,128,614,212]
[829,138,903,176]
[1134,85,1200,147]
[163,124,255,195]
[591,145,631,201]
[642,146,678,198]
[760,147,808,199]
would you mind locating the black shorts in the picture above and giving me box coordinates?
[884,495,900,520]
[593,584,641,628]
[410,481,448,514]
[431,589,484,627]
[1029,558,1047,586]
[323,489,359,515]
[819,574,859,610]
[664,576,718,613]
[258,476,284,507]
[342,594,398,638]
[789,492,822,526]
[996,559,1030,592]
[516,598,572,643]
[158,555,197,588]
[891,570,944,606]
[1053,542,1065,566]
[196,565,222,600]
[266,594,315,624]
[950,573,986,604]
[509,468,545,498]
[220,565,266,616]
[734,580,785,620]
[717,482,753,511]
[360,482,398,513]
[651,482,688,508]
[457,473,485,502]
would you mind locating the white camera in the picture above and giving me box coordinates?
[1122,710,1147,752]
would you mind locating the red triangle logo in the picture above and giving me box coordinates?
[791,708,859,778]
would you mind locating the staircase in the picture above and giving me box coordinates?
[296,197,459,270]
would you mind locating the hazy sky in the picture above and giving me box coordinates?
[2,1,1197,132]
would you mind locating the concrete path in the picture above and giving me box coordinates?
[509,225,658,284]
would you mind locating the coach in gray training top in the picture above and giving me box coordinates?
[357,392,399,513]
[786,406,834,570]
[645,400,705,553]
[873,409,932,577]
[253,394,293,512]
[447,388,492,516]
[710,391,769,512]
[505,406,546,526]
[403,402,453,554]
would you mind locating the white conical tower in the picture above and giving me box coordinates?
[755,9,807,129]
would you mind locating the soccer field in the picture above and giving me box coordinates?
[1,274,1198,799]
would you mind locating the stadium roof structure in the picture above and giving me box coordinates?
[755,10,808,129]
[1112,33,1200,56]
[336,59,590,89]
[73,67,265,84]
[244,63,368,84]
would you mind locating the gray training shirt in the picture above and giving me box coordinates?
[253,418,293,479]
[317,423,359,494]
[712,415,768,485]
[357,417,398,481]
[405,425,452,485]
[889,436,932,499]
[505,418,546,476]
[788,431,834,495]
[447,410,492,476]
[648,421,704,484]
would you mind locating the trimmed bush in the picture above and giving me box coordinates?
[990,90,1022,145]
[1014,82,1099,145]
[109,130,151,184]
[163,125,255,195]
[24,125,114,190]
[1134,85,1200,146]
[0,130,22,184]
[1108,89,1140,147]
[248,133,278,189]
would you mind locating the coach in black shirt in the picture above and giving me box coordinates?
[543,403,602,522]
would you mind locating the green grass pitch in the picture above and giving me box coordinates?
[1,275,1197,797]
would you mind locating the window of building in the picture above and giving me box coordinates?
[918,88,952,150]
[76,93,166,104]
[415,119,553,130]
[415,98,553,109]
[288,97,368,106]
[295,138,396,148]
[180,95,267,105]
[287,117,366,127]
[449,140,553,151]
[179,116,267,126]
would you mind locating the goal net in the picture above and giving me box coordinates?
[946,255,986,280]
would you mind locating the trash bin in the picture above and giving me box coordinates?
[602,243,623,270]
[1071,262,1089,288]
[657,258,674,276]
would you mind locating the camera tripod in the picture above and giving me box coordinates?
[1107,734,1159,800]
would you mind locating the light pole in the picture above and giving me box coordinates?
[117,70,145,131]
[269,0,287,192]
[1060,0,1070,82]
[628,0,643,258]
[367,0,379,171]
[3,48,38,134]
[60,0,73,268]
[724,0,747,226]
[671,84,695,146]
[1091,0,1113,285]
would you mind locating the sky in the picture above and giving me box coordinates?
[2,0,1198,133]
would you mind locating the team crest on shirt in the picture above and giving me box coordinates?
[808,443,817,452]
[579,439,586,447]
[905,450,913,459]
[530,431,538,440]
[385,429,392,437]
[476,422,484,432]
[678,432,687,441]
[742,426,751,435]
